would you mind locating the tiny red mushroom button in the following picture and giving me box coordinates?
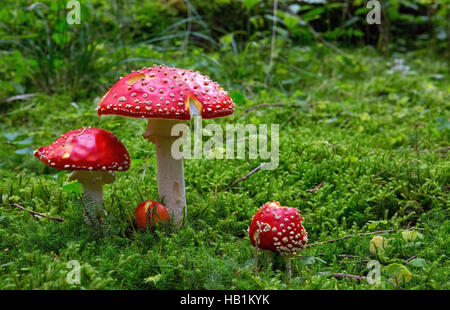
[249,201,308,255]
[134,200,170,231]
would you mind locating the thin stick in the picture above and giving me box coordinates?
[6,93,36,103]
[404,255,418,263]
[254,228,260,275]
[321,272,395,285]
[223,163,267,191]
[281,110,300,126]
[12,203,64,222]
[329,273,366,283]
[338,254,360,258]
[308,182,324,193]
[307,227,424,247]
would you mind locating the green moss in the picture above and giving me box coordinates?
[0,46,448,289]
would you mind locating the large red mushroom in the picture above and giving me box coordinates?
[34,127,130,224]
[96,65,234,226]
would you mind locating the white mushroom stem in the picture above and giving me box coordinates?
[143,118,187,226]
[69,170,116,225]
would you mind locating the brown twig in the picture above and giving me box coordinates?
[306,227,424,247]
[404,255,418,264]
[322,271,395,285]
[223,163,267,191]
[330,273,366,283]
[254,227,260,275]
[238,103,286,118]
[373,169,388,178]
[336,253,369,264]
[281,110,300,126]
[338,254,360,258]
[308,182,324,193]
[12,203,64,222]
[319,271,366,283]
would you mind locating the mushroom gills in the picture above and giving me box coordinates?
[187,97,202,118]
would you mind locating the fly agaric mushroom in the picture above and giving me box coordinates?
[133,200,170,231]
[34,127,130,223]
[96,65,234,226]
[249,201,308,277]
[249,201,308,255]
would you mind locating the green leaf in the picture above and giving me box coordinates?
[14,136,33,145]
[62,181,82,194]
[385,263,412,284]
[144,274,161,284]
[297,256,325,265]
[230,92,246,104]
[402,230,423,242]
[0,262,14,269]
[283,15,299,31]
[408,258,428,268]
[243,0,259,11]
[4,132,19,141]
[130,158,144,169]
[370,236,388,255]
[367,222,379,230]
[15,147,34,155]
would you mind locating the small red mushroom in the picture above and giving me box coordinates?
[133,200,170,231]
[34,127,130,224]
[97,65,235,226]
[249,201,308,277]
[249,201,308,255]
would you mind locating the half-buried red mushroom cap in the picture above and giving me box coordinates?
[249,201,308,255]
[34,127,130,171]
[96,64,234,120]
[133,200,170,231]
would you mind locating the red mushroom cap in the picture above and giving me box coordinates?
[97,65,234,120]
[133,200,170,231]
[249,201,308,255]
[34,127,130,171]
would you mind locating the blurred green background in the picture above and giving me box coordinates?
[0,0,448,103]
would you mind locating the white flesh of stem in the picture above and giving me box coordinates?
[69,170,115,224]
[143,118,187,226]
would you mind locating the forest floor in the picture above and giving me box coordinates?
[0,47,448,289]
